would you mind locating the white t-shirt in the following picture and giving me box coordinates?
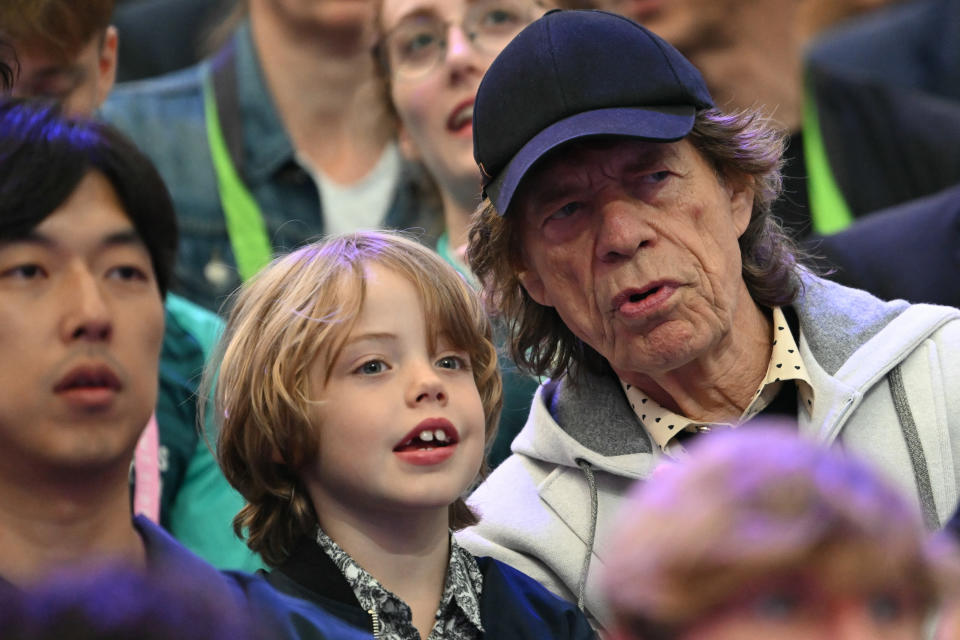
[304,141,401,236]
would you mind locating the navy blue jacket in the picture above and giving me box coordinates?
[265,536,597,639]
[809,182,960,308]
[136,517,372,639]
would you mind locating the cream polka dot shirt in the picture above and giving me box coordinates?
[620,307,815,458]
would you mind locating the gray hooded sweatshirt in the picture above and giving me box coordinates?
[457,275,960,626]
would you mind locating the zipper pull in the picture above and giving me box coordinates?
[367,608,381,638]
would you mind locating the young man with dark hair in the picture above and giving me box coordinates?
[0,0,261,572]
[0,98,369,639]
[0,99,174,586]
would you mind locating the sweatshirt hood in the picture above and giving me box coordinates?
[510,273,957,474]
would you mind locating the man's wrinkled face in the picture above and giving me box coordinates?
[12,27,118,116]
[514,137,755,380]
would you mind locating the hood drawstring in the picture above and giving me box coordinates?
[889,364,939,529]
[575,458,599,612]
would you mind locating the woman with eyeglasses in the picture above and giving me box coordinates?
[376,0,552,470]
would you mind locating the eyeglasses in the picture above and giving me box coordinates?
[379,0,542,79]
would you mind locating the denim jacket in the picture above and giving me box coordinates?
[102,21,442,312]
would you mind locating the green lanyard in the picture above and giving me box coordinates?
[202,73,273,281]
[802,75,854,235]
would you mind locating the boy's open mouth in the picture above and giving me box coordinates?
[393,422,459,452]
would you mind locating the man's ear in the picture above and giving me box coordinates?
[728,175,755,237]
[517,268,552,307]
[94,26,118,108]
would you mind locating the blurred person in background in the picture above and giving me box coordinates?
[809,182,960,308]
[801,0,960,308]
[102,0,443,312]
[1,0,117,114]
[0,566,261,640]
[805,0,960,104]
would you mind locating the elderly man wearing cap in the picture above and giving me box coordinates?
[456,9,960,626]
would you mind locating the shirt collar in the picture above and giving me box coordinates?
[620,306,816,453]
[444,536,485,632]
[315,526,484,635]
[754,306,815,416]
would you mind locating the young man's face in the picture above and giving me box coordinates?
[0,171,164,482]
[12,27,118,116]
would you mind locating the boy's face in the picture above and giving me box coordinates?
[12,27,118,117]
[303,262,485,524]
[0,171,164,482]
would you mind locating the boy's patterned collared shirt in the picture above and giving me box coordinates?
[315,526,484,639]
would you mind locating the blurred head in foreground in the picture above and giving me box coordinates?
[0,566,260,640]
[601,426,938,640]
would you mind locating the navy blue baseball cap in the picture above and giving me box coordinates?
[474,9,715,215]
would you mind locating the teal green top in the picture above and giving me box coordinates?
[158,294,264,572]
[436,231,478,288]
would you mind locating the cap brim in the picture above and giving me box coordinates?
[485,105,697,216]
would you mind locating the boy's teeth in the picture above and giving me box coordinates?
[419,431,434,442]
[434,430,447,442]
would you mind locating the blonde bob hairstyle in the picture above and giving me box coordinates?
[211,231,503,567]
